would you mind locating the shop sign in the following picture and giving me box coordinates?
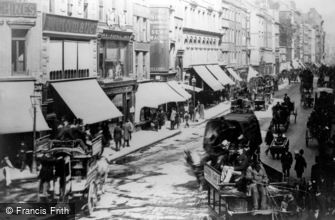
[99,30,132,41]
[150,7,169,72]
[204,164,220,190]
[104,86,133,95]
[134,42,150,51]
[43,13,97,35]
[0,2,37,17]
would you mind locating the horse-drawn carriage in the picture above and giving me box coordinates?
[305,87,335,147]
[248,75,274,111]
[230,98,254,113]
[300,69,314,108]
[36,134,105,215]
[271,101,297,132]
[185,113,296,219]
[269,133,290,160]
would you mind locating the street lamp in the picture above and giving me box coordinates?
[191,76,196,122]
[30,82,43,173]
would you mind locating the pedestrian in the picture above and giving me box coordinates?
[17,141,27,172]
[264,126,274,156]
[294,149,307,179]
[200,102,205,119]
[123,119,133,147]
[184,111,190,128]
[189,102,195,122]
[175,112,180,129]
[38,152,57,196]
[1,155,14,187]
[281,148,293,178]
[101,122,112,147]
[157,108,165,130]
[113,123,123,151]
[170,107,176,130]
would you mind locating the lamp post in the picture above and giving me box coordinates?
[191,76,196,122]
[30,82,42,173]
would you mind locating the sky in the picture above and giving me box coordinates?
[293,0,335,36]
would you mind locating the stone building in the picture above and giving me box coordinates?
[0,0,42,78]
[221,0,249,78]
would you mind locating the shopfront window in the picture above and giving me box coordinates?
[101,41,128,79]
[12,29,27,75]
[49,40,90,80]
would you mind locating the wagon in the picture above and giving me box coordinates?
[271,102,296,132]
[305,87,335,147]
[230,98,254,113]
[300,89,313,108]
[36,134,104,215]
[269,134,290,160]
[204,163,294,220]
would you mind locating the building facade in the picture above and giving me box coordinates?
[0,1,41,78]
[220,0,249,77]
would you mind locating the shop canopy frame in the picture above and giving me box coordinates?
[180,83,203,93]
[167,81,192,100]
[206,65,235,86]
[192,65,225,91]
[135,82,187,123]
[247,66,260,82]
[51,78,122,125]
[226,68,243,82]
[0,78,50,134]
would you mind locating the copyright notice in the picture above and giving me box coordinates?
[0,203,75,219]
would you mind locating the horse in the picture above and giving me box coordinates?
[96,156,109,196]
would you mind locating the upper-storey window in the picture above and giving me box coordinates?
[12,29,27,75]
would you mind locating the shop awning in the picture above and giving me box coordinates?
[226,68,243,82]
[206,65,235,86]
[180,83,203,92]
[167,81,192,100]
[192,65,224,91]
[51,78,122,124]
[0,79,50,134]
[247,66,260,82]
[135,82,186,123]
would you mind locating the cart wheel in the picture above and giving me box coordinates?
[87,182,97,215]
[305,130,309,148]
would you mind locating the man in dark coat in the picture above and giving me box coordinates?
[18,142,27,171]
[295,149,307,179]
[38,153,58,196]
[264,126,274,156]
[113,123,123,151]
[281,148,293,178]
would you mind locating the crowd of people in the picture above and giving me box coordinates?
[145,100,206,132]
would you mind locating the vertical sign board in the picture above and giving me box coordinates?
[150,7,170,73]
[204,164,221,190]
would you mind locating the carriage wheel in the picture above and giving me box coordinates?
[305,130,309,148]
[87,182,97,215]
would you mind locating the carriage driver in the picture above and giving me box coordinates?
[246,160,269,211]
[283,93,291,105]
[220,140,249,184]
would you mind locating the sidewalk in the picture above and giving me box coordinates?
[0,100,232,184]
[103,100,232,163]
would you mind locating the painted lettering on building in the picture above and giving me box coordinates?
[150,7,169,72]
[0,2,37,17]
[43,13,98,35]
[99,31,131,41]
